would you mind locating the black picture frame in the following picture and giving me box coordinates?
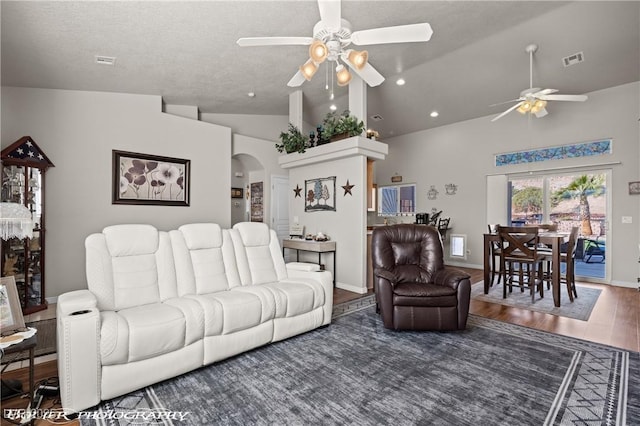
[112,150,190,206]
[231,187,243,198]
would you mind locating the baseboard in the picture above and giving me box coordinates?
[335,282,368,294]
[446,261,482,269]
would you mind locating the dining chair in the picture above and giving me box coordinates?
[487,224,502,286]
[497,226,545,302]
[561,226,580,300]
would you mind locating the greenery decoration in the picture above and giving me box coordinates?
[276,123,308,154]
[322,110,365,140]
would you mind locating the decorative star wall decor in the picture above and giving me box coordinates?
[342,180,355,196]
[293,184,302,197]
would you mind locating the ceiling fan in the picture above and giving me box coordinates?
[491,44,588,122]
[236,0,433,88]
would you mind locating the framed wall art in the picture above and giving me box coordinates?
[305,176,336,212]
[0,276,26,337]
[250,182,264,222]
[231,187,243,198]
[629,181,640,195]
[113,150,190,206]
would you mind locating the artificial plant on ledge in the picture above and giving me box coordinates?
[276,123,309,154]
[322,110,365,141]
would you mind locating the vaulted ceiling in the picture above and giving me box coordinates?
[2,1,638,138]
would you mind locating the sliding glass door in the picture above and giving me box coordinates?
[508,170,609,281]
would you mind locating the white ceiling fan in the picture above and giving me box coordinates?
[236,0,433,88]
[491,44,588,122]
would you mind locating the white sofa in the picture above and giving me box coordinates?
[56,222,333,413]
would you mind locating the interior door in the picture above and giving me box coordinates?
[271,175,289,249]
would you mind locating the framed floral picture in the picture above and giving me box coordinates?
[112,150,190,206]
[305,176,336,212]
[0,276,26,337]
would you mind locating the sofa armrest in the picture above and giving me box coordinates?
[286,268,333,326]
[57,290,102,414]
[57,289,98,317]
[432,267,471,290]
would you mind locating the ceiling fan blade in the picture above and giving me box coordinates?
[351,23,433,46]
[489,98,523,107]
[341,54,385,87]
[237,37,313,47]
[287,71,306,87]
[539,94,588,102]
[534,107,548,118]
[491,101,524,122]
[318,0,341,32]
[533,88,558,96]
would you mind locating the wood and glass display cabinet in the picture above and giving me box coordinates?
[1,136,54,314]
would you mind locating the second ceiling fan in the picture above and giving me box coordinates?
[492,44,588,122]
[236,0,433,88]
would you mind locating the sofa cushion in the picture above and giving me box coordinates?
[261,278,325,318]
[103,225,159,257]
[231,224,288,286]
[393,282,458,307]
[100,303,186,365]
[87,225,176,311]
[179,223,223,250]
[187,289,272,336]
[171,226,241,296]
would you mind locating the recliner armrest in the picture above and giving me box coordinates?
[57,290,101,413]
[374,268,398,284]
[432,267,471,290]
[57,289,98,317]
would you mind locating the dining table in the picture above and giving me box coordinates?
[483,231,568,307]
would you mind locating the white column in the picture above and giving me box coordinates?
[348,74,367,132]
[289,90,303,130]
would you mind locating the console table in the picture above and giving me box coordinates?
[282,239,336,286]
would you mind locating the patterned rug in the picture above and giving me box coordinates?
[80,306,638,426]
[471,282,601,321]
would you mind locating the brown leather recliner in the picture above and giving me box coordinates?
[372,224,471,331]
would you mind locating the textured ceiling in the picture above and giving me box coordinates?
[2,1,639,138]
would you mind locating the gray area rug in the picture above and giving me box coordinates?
[471,282,601,321]
[81,307,638,426]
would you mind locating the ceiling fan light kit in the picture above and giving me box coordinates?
[300,59,319,81]
[335,64,352,86]
[236,0,433,89]
[491,43,588,122]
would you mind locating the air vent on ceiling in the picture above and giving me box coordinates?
[562,51,584,67]
[370,114,384,122]
[95,55,116,66]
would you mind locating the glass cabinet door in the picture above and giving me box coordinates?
[1,164,46,313]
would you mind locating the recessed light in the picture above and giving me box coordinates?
[430,111,439,118]
[396,78,406,86]
[247,92,255,98]
[329,104,337,111]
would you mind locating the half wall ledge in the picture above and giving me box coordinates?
[278,136,388,169]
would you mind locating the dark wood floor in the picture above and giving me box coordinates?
[3,266,638,425]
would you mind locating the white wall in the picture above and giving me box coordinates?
[288,156,368,293]
[1,87,232,298]
[376,82,640,286]
[202,113,288,142]
[232,134,288,227]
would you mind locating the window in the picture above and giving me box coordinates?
[378,184,416,216]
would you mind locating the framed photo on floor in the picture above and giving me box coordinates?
[0,276,26,337]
